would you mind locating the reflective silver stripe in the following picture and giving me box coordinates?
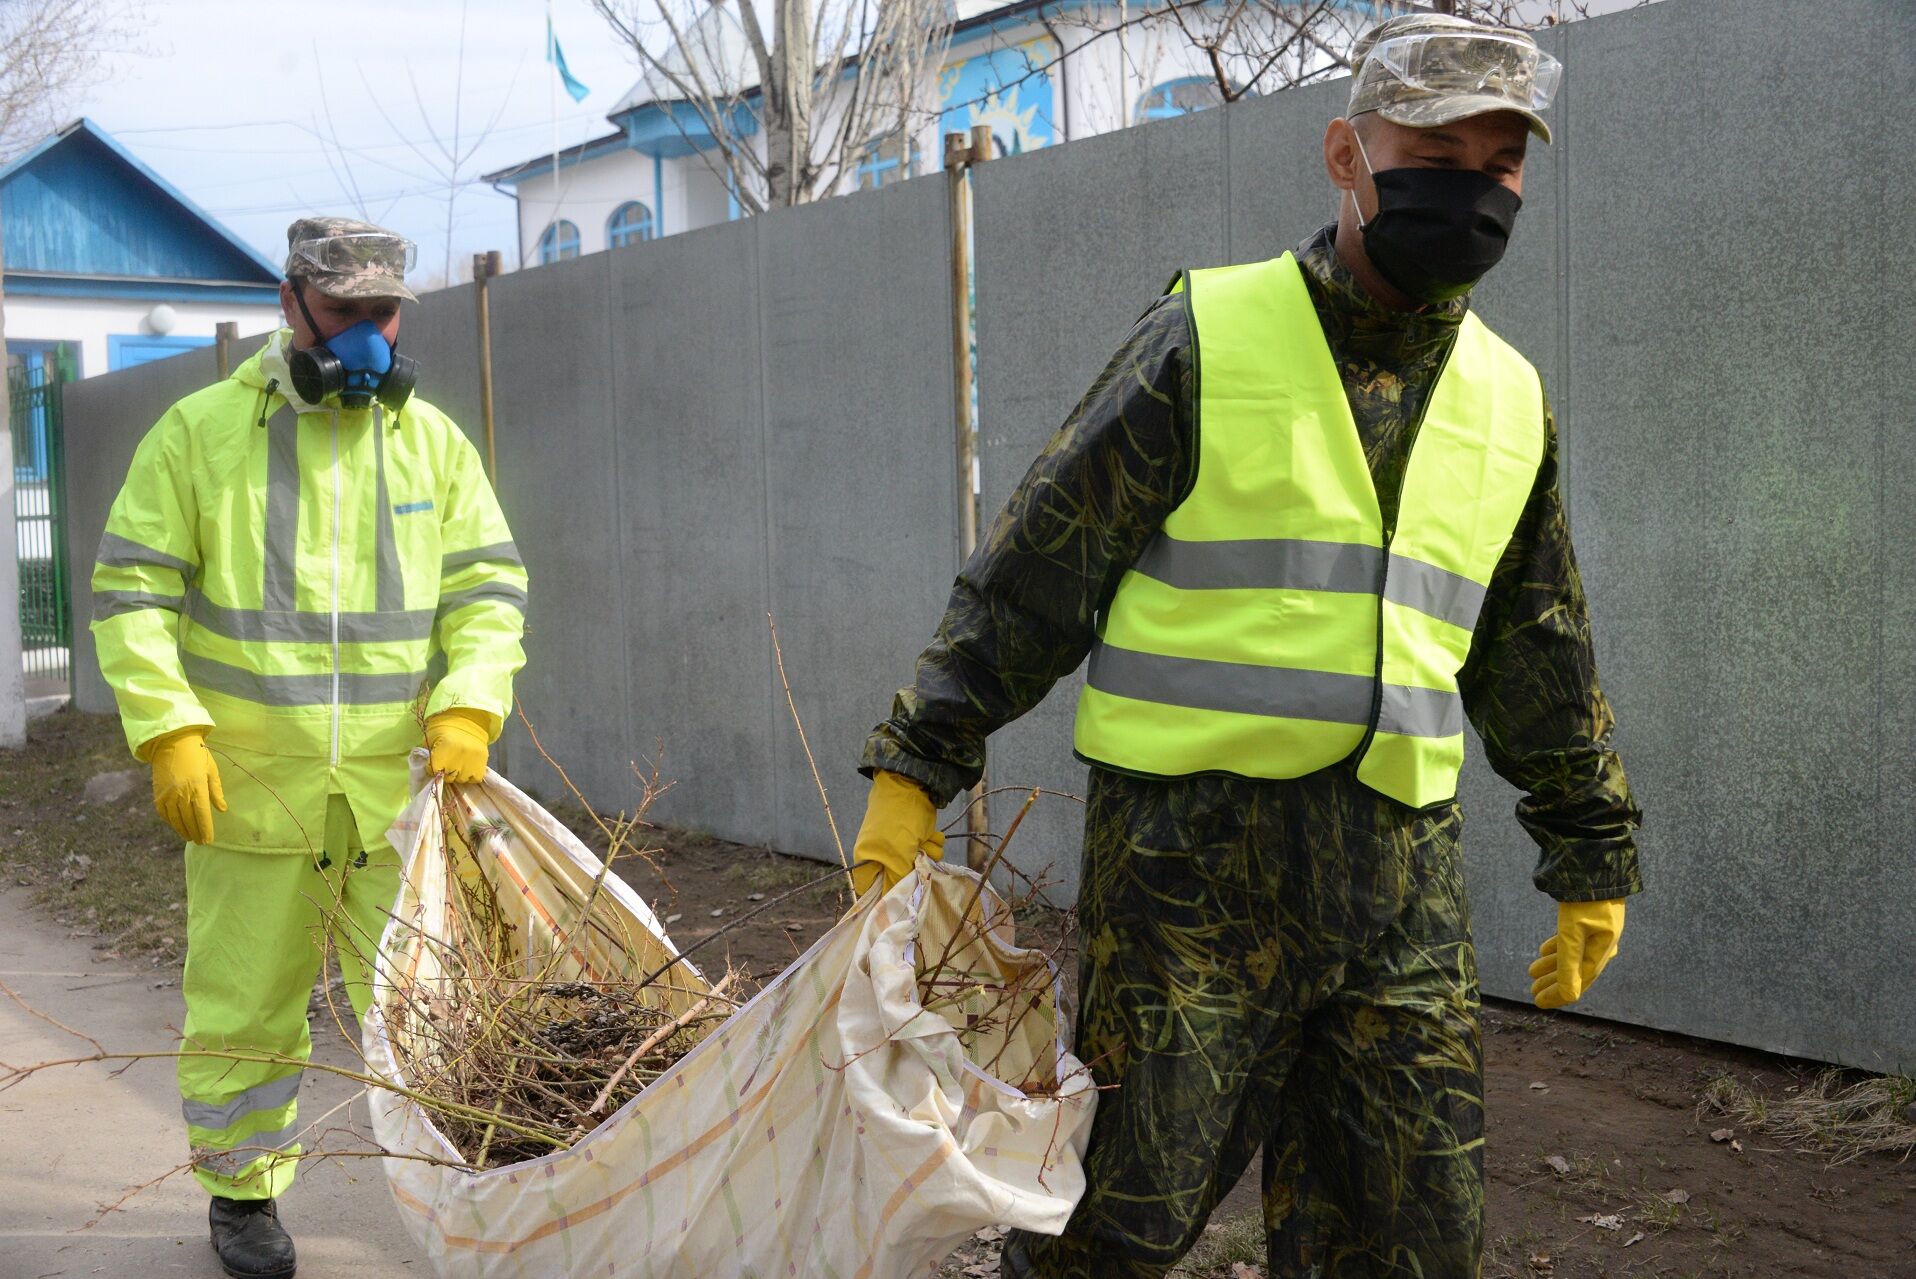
[181,651,426,706]
[1132,536,1380,594]
[441,541,522,573]
[1128,536,1489,632]
[1087,643,1373,726]
[1375,682,1464,739]
[92,589,184,619]
[1088,642,1463,739]
[187,595,435,644]
[372,408,406,612]
[1385,554,1489,631]
[262,409,301,614]
[436,582,528,618]
[194,1120,301,1177]
[181,1073,301,1132]
[96,531,195,579]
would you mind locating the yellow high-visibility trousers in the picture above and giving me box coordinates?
[178,793,401,1199]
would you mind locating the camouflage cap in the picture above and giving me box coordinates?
[1347,14,1556,144]
[284,216,418,302]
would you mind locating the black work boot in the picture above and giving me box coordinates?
[208,1196,297,1279]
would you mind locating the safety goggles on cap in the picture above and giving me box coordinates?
[291,232,418,277]
[1366,31,1562,111]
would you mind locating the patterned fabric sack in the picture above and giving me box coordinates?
[367,762,1095,1277]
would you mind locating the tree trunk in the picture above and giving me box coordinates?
[766,0,815,207]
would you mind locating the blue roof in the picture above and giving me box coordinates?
[0,118,281,286]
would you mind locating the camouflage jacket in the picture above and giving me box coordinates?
[863,225,1642,903]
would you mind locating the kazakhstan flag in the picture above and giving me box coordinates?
[547,16,590,103]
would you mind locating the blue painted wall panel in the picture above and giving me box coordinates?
[2,132,269,282]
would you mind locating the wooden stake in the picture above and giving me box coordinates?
[214,321,238,380]
[474,251,502,483]
[947,128,995,872]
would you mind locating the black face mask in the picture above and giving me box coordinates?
[1359,166,1523,305]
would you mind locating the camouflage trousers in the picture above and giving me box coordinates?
[1002,765,1484,1279]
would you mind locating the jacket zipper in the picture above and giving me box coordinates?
[1348,333,1458,767]
[329,411,342,767]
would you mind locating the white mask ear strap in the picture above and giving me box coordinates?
[1349,122,1376,229]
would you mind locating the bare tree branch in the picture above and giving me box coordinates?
[0,0,134,160]
[592,0,953,212]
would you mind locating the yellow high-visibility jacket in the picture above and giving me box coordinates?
[91,332,527,854]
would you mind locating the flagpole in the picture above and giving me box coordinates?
[549,0,560,218]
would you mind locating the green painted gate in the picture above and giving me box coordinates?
[12,347,74,698]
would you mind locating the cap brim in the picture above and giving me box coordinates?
[1377,96,1552,144]
[304,272,418,303]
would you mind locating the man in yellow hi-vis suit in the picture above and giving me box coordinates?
[91,216,526,1279]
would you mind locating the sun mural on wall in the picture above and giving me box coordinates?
[938,37,1060,160]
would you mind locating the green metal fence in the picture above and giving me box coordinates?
[12,348,73,698]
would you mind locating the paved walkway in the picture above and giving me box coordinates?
[0,886,423,1278]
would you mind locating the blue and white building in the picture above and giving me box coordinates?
[487,0,1313,264]
[486,0,1648,267]
[1,118,283,380]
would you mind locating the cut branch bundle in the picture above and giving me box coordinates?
[378,779,742,1170]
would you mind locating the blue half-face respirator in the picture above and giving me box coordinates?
[287,283,418,411]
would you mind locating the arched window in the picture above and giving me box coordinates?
[607,201,655,248]
[1136,76,1228,123]
[538,219,581,265]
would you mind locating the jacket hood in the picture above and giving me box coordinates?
[236,328,341,415]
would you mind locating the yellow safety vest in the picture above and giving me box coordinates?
[1073,253,1545,809]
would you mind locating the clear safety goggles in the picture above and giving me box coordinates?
[1367,31,1562,110]
[291,232,418,276]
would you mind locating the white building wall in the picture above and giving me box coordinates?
[5,295,282,379]
[514,146,667,269]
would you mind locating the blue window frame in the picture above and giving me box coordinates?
[538,219,581,265]
[607,201,655,248]
[1137,76,1228,122]
[107,333,214,372]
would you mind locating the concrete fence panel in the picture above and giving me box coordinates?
[1533,0,1916,1069]
[64,344,226,723]
[756,178,961,859]
[607,219,776,843]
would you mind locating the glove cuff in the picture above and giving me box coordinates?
[428,707,496,742]
[138,724,210,763]
[870,769,936,828]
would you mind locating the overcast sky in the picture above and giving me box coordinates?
[71,0,644,283]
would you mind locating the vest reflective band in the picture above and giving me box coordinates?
[1072,253,1545,808]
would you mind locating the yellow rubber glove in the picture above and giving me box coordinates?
[144,727,225,846]
[1529,899,1626,1009]
[849,770,946,897]
[425,708,494,784]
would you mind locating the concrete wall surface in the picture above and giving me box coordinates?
[50,0,1915,1069]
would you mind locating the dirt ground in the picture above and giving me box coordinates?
[5,709,1914,1278]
